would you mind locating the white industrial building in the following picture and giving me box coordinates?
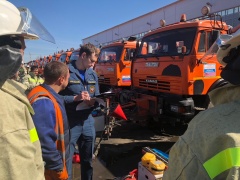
[83,0,240,47]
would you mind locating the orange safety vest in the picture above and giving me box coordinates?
[28,85,68,180]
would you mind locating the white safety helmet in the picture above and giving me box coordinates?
[0,0,55,43]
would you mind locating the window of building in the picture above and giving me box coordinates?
[221,10,226,16]
[227,8,234,15]
[234,7,239,13]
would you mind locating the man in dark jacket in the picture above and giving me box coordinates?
[60,43,100,180]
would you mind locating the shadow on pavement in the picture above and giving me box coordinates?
[72,120,186,179]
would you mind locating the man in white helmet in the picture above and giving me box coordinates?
[163,31,240,179]
[0,0,55,179]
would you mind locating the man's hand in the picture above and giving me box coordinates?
[74,91,90,101]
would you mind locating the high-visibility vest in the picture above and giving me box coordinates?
[28,76,44,85]
[27,85,68,179]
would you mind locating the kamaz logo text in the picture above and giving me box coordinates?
[146,79,158,83]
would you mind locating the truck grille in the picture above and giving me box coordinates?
[99,77,110,84]
[138,77,182,93]
[139,79,170,91]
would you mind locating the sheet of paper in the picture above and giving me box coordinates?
[76,101,92,111]
[76,98,106,111]
[93,97,106,107]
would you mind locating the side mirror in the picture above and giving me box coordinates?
[182,46,187,54]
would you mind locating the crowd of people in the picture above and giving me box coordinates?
[2,0,240,180]
[13,63,44,93]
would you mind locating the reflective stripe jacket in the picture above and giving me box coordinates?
[28,84,69,176]
[0,79,44,180]
[60,60,100,127]
[163,84,240,180]
[22,72,44,91]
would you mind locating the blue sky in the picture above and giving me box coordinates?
[9,0,176,62]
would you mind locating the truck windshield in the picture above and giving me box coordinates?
[52,56,56,61]
[98,46,123,63]
[59,54,67,63]
[70,51,79,61]
[138,27,196,58]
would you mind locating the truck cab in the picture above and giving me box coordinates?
[59,48,74,64]
[128,15,229,124]
[69,48,80,62]
[52,52,61,62]
[95,40,137,98]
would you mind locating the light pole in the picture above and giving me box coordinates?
[147,22,152,31]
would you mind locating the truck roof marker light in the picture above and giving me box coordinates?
[201,5,211,16]
[160,19,166,27]
[180,14,186,22]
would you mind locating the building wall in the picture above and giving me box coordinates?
[83,0,240,46]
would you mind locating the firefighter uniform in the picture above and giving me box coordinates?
[60,60,100,180]
[163,84,240,180]
[0,0,55,179]
[0,79,45,180]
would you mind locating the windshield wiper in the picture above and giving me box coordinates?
[158,52,175,60]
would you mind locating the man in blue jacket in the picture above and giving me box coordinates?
[28,61,70,180]
[60,43,100,180]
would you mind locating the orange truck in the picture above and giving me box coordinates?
[120,14,230,124]
[69,48,80,62]
[95,39,137,104]
[47,55,53,63]
[52,51,61,62]
[59,48,74,64]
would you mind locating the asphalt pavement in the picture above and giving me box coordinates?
[72,121,186,180]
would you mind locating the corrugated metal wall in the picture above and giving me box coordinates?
[83,0,240,46]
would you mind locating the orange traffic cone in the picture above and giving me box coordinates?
[111,104,127,120]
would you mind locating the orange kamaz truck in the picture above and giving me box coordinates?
[69,48,80,62]
[122,14,230,124]
[52,51,61,62]
[95,39,137,104]
[59,48,74,64]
